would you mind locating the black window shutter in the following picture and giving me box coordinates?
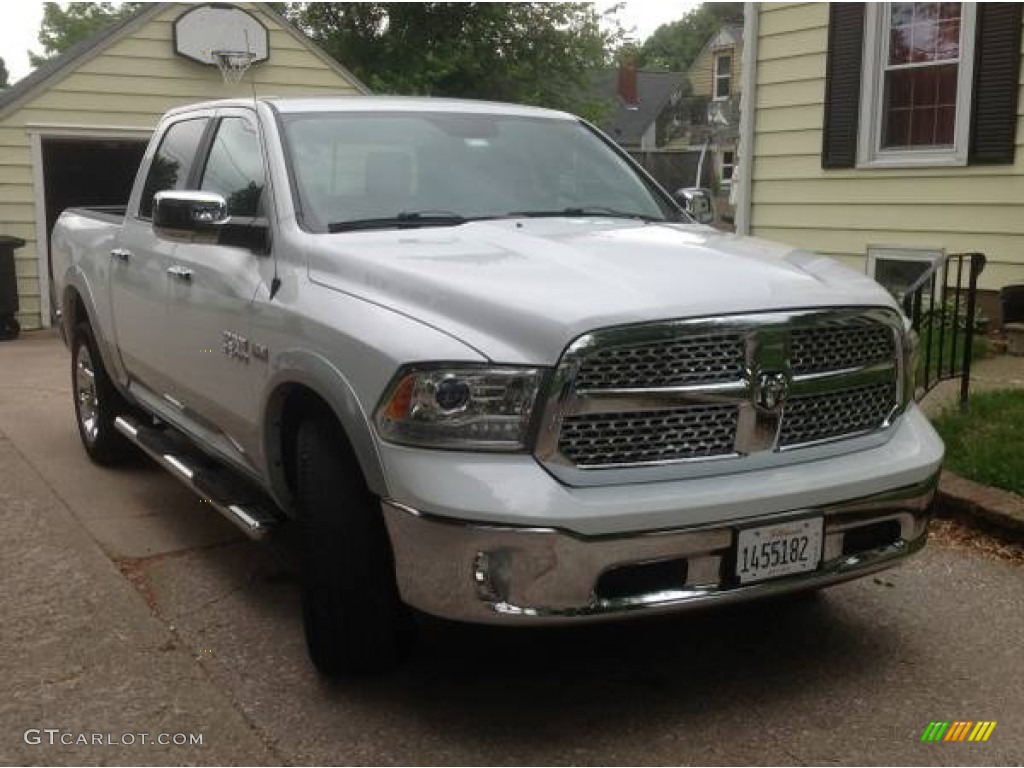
[821,4,866,169]
[969,3,1023,165]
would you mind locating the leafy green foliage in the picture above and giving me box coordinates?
[932,389,1024,496]
[285,3,623,119]
[638,2,744,71]
[29,2,143,67]
[0,57,8,88]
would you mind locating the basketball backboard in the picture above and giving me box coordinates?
[173,4,270,66]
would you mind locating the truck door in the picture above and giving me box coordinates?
[111,116,210,394]
[161,109,269,468]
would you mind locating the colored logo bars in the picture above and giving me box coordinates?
[921,721,997,742]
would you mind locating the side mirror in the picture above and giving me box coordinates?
[153,190,229,238]
[152,190,269,254]
[673,187,715,225]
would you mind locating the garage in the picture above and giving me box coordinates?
[0,2,366,333]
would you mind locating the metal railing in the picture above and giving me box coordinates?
[901,252,986,411]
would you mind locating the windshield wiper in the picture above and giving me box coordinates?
[505,206,666,223]
[327,211,468,233]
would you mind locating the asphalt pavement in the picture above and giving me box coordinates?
[2,331,1023,766]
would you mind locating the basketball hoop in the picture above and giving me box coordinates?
[212,50,257,85]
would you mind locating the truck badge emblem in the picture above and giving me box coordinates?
[754,370,790,412]
[222,330,250,362]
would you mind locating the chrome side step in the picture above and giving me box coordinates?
[114,415,278,540]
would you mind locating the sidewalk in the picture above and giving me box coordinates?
[0,430,273,765]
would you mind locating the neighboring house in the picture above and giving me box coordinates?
[685,23,744,199]
[589,63,688,151]
[0,2,366,332]
[736,2,1024,322]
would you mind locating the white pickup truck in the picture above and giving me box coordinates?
[52,97,943,675]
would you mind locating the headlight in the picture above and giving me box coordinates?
[375,366,544,450]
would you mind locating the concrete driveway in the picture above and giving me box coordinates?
[2,331,1023,766]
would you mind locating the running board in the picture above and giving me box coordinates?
[114,415,278,540]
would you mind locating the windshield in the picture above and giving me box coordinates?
[278,110,686,232]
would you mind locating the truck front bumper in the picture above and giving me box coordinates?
[382,473,937,624]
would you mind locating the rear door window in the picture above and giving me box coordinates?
[138,118,208,219]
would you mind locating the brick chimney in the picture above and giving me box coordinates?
[617,57,639,108]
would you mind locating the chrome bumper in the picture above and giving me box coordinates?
[381,475,937,624]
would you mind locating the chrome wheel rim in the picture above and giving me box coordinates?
[75,344,100,443]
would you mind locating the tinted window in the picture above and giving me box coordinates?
[200,117,265,217]
[138,118,208,218]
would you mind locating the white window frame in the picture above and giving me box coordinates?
[720,149,736,187]
[857,2,976,168]
[713,52,732,101]
[867,245,945,304]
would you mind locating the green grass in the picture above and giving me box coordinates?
[932,389,1024,496]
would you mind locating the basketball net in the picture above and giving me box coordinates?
[212,50,257,86]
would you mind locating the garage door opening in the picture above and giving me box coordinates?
[40,136,149,322]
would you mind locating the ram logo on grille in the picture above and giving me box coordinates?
[754,370,791,412]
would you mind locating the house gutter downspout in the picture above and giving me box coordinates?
[736,1,759,235]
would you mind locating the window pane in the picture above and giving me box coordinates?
[716,55,731,76]
[139,118,207,218]
[935,106,956,144]
[884,108,911,148]
[716,75,731,98]
[939,2,961,20]
[911,106,937,144]
[937,64,957,104]
[890,3,960,64]
[890,27,912,64]
[891,3,915,27]
[882,63,957,148]
[913,2,939,24]
[200,117,266,217]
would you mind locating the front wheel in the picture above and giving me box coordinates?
[295,416,412,676]
[71,322,131,465]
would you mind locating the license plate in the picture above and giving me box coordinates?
[736,517,824,584]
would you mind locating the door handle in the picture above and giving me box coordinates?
[166,265,193,282]
[110,248,132,262]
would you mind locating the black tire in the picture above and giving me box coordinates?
[71,321,132,465]
[295,415,412,676]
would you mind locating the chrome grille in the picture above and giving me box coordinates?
[537,309,905,474]
[791,323,895,375]
[779,383,896,447]
[575,334,745,389]
[559,405,738,466]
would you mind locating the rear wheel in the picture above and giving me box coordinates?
[295,415,412,676]
[71,322,131,465]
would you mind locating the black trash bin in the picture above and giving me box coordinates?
[1001,284,1024,326]
[0,235,26,341]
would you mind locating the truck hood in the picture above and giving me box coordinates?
[305,218,900,364]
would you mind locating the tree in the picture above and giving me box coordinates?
[638,2,744,71]
[286,3,623,119]
[29,2,143,67]
[0,57,8,88]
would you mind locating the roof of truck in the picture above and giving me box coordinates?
[164,96,578,121]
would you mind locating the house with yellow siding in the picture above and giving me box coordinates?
[687,24,743,193]
[0,2,365,332]
[736,2,1024,322]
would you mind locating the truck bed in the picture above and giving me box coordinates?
[63,205,127,224]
